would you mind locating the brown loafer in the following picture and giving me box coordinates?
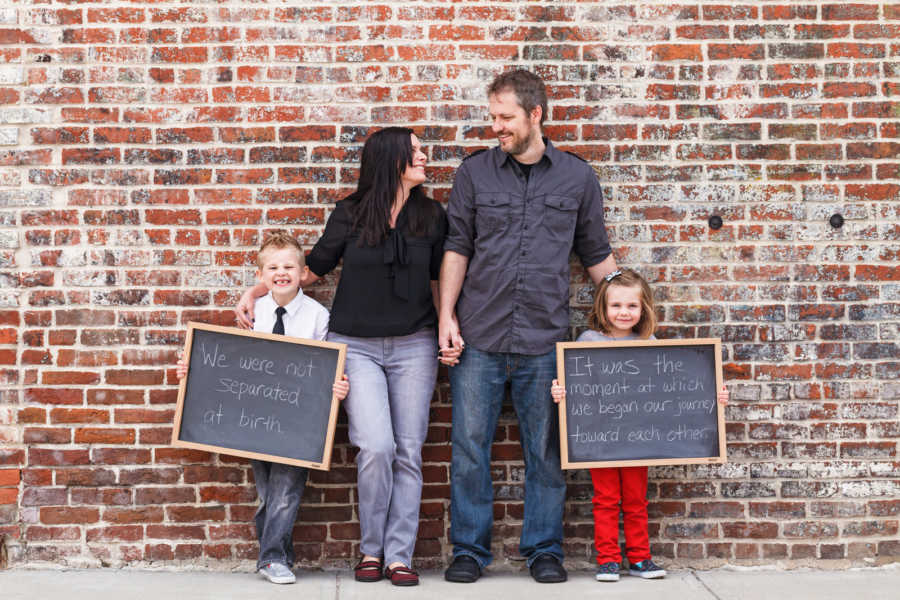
[354,557,383,582]
[384,564,419,586]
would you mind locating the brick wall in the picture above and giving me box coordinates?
[1,1,898,570]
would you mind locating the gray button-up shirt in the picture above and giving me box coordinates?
[445,139,612,355]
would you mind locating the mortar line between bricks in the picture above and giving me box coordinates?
[691,570,724,600]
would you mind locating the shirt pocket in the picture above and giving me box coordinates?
[540,194,579,250]
[474,192,512,240]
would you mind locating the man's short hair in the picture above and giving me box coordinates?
[487,69,548,125]
[257,230,304,268]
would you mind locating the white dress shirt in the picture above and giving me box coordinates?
[253,290,329,341]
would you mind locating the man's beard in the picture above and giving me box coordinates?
[502,128,537,157]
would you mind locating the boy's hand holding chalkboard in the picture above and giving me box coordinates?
[555,338,728,469]
[332,374,350,402]
[171,323,348,470]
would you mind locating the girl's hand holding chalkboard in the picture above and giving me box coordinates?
[333,374,350,402]
[550,379,566,404]
[175,353,188,380]
[717,385,729,406]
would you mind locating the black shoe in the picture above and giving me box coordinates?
[444,555,481,583]
[529,554,567,583]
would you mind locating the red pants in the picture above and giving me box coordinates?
[590,466,651,565]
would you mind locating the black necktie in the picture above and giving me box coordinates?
[273,306,286,335]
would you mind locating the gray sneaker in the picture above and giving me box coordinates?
[258,562,296,584]
[595,561,620,582]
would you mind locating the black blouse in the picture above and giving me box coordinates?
[306,194,447,338]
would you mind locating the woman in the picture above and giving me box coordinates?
[236,127,446,586]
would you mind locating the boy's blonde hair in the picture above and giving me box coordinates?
[256,230,304,268]
[589,268,657,339]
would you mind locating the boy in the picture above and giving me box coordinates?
[177,230,349,584]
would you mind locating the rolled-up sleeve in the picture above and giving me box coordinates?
[306,202,348,277]
[443,163,476,258]
[573,165,612,268]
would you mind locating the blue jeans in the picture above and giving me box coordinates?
[449,346,564,568]
[328,328,438,567]
[251,460,308,569]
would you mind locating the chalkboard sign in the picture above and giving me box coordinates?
[557,338,725,469]
[172,322,346,470]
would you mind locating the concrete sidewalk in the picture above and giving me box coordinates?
[2,567,898,600]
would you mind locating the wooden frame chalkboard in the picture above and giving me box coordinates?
[172,322,346,471]
[557,338,726,469]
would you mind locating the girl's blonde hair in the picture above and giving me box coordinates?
[589,268,657,339]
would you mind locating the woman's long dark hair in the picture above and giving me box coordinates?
[351,127,436,246]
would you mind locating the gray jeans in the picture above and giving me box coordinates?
[251,460,308,569]
[328,327,437,567]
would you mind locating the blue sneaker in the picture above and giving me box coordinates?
[595,561,620,582]
[629,559,666,579]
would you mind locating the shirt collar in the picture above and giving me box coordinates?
[262,289,305,318]
[495,136,558,170]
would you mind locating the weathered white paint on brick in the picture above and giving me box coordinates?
[0,108,51,125]
[0,128,18,146]
[0,66,23,85]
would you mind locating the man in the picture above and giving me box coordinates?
[438,69,618,583]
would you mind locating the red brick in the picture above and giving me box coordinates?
[219,127,275,143]
[85,388,140,407]
[822,4,879,20]
[0,449,24,469]
[74,428,136,444]
[203,543,232,559]
[0,469,19,486]
[709,44,764,60]
[104,507,164,524]
[49,408,109,424]
[199,485,258,504]
[30,127,89,145]
[86,525,143,543]
[139,427,173,445]
[157,127,214,144]
[144,544,175,560]
[154,449,213,465]
[25,388,84,405]
[215,169,272,185]
[114,409,175,424]
[105,369,165,386]
[25,87,85,104]
[70,487,132,506]
[167,506,227,522]
[54,468,116,487]
[92,127,152,144]
[24,525,80,542]
[134,487,197,506]
[146,525,206,540]
[151,46,207,63]
[92,448,152,465]
[40,507,99,524]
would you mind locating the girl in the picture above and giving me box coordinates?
[551,268,728,582]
